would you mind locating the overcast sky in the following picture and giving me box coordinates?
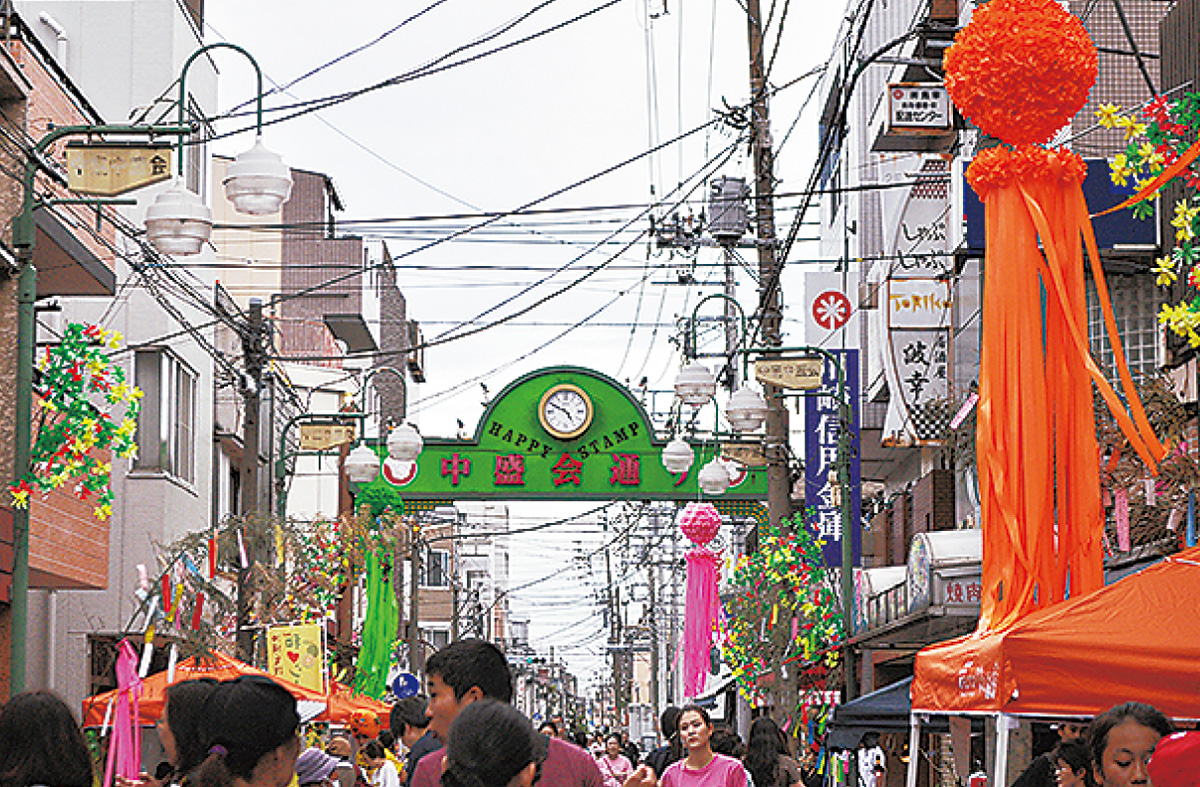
[203,0,845,685]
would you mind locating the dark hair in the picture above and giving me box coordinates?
[391,696,431,737]
[378,731,395,750]
[1086,702,1173,774]
[192,676,300,787]
[425,639,513,703]
[363,741,386,761]
[745,717,789,787]
[538,721,559,737]
[164,679,221,778]
[660,707,682,737]
[0,691,93,787]
[606,733,623,747]
[710,725,744,759]
[677,705,712,733]
[441,700,535,787]
[1052,739,1090,775]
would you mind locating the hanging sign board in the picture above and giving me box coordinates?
[754,357,824,390]
[266,622,325,693]
[887,83,952,133]
[299,423,356,451]
[721,442,767,467]
[65,143,173,196]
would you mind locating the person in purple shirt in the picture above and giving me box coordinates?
[658,706,747,787]
[409,639,602,787]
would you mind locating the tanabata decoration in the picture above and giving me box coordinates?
[680,502,723,698]
[722,516,842,703]
[678,502,722,546]
[102,640,142,787]
[1095,94,1200,344]
[352,548,398,699]
[944,0,1168,630]
[9,323,140,520]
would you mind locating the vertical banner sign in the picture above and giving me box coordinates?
[804,350,861,568]
[875,155,954,446]
[266,622,325,693]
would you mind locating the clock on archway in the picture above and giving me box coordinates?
[538,383,594,440]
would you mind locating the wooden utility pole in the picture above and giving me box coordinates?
[236,298,266,663]
[745,0,790,539]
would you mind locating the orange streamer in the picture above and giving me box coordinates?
[971,147,1164,631]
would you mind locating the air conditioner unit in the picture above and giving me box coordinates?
[406,320,426,382]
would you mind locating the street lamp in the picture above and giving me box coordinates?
[698,459,732,496]
[661,437,696,475]
[344,443,383,484]
[146,43,292,255]
[9,122,193,693]
[673,362,717,406]
[725,385,768,432]
[387,422,424,463]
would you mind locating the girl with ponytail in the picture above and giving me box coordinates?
[190,676,300,787]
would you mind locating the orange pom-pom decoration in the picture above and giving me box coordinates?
[943,0,1097,146]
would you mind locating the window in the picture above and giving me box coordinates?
[134,350,197,483]
[1086,275,1161,383]
[423,628,450,652]
[421,548,451,587]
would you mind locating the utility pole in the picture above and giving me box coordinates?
[409,516,423,675]
[745,0,790,539]
[647,526,661,728]
[236,297,267,663]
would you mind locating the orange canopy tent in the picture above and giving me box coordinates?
[82,650,388,727]
[911,545,1200,721]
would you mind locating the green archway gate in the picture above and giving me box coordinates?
[357,366,768,506]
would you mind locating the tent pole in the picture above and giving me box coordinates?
[995,713,1013,784]
[905,714,920,787]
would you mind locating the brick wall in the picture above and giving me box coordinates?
[279,169,363,365]
[911,469,956,534]
[889,492,912,566]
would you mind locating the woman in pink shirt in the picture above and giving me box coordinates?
[596,733,634,787]
[660,706,748,787]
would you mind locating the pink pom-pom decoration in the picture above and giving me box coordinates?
[678,502,722,546]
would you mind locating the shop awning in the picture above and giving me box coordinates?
[911,544,1200,720]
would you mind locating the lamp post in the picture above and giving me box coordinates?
[667,296,858,699]
[9,122,192,694]
[146,43,292,255]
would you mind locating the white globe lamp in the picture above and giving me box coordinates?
[344,443,381,484]
[223,138,293,215]
[661,437,695,474]
[726,385,769,432]
[145,180,213,255]
[387,422,424,463]
[674,362,717,406]
[698,458,731,495]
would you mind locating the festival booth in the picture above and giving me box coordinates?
[82,650,389,727]
[904,546,1200,786]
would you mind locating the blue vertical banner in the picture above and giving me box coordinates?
[804,349,861,569]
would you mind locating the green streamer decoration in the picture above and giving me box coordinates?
[352,547,398,698]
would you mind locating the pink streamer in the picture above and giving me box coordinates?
[1115,488,1130,552]
[103,640,143,787]
[683,547,722,698]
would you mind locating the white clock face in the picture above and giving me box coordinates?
[540,385,592,438]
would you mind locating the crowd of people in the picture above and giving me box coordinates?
[0,638,1194,787]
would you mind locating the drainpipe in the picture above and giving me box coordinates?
[38,13,68,66]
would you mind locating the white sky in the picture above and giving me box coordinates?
[203,0,845,686]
